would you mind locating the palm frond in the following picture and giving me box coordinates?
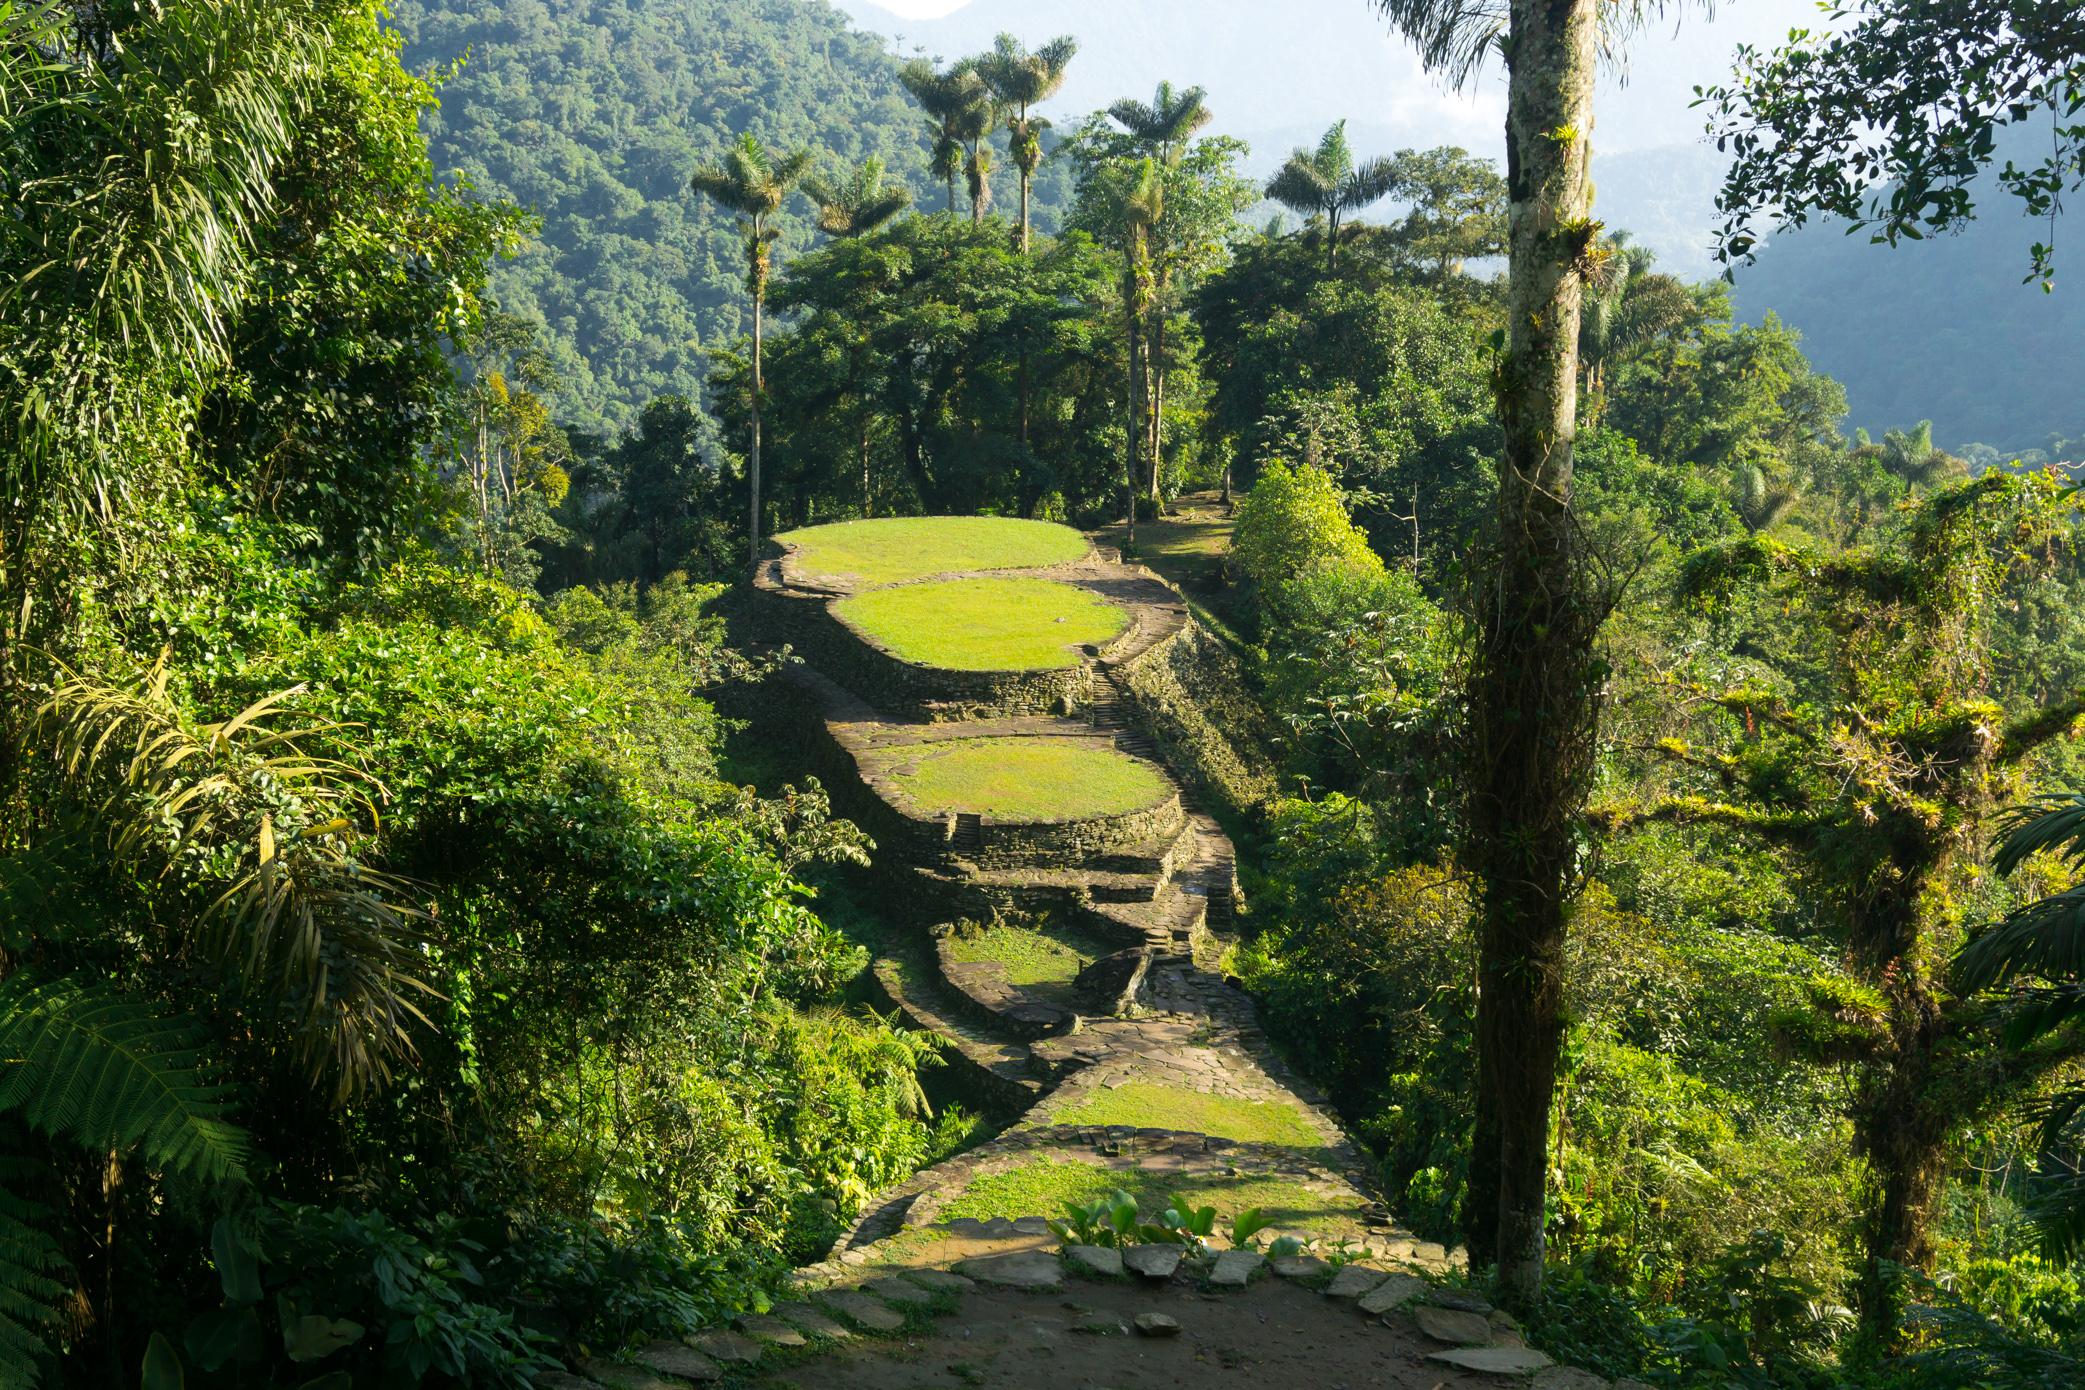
[32,662,435,1101]
[0,972,250,1182]
[1265,156,1333,216]
[1372,1,1509,90]
[1996,792,2085,874]
[1346,154,1399,208]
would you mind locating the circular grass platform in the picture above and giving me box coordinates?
[777,516,1089,587]
[879,737,1169,822]
[834,577,1127,671]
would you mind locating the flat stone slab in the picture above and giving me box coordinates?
[687,1330,761,1366]
[864,1276,936,1306]
[1357,1273,1427,1315]
[1427,1346,1557,1376]
[765,1302,851,1341]
[956,1250,1064,1289]
[1270,1255,1331,1280]
[1209,1249,1264,1287]
[901,1269,976,1294]
[636,1342,721,1382]
[1414,1306,1496,1346]
[1429,1287,1495,1314]
[580,1361,676,1390]
[1324,1265,1387,1300]
[1134,1312,1182,1337]
[1122,1244,1183,1280]
[1533,1369,1611,1390]
[1066,1244,1125,1277]
[733,1314,806,1348]
[821,1290,906,1332]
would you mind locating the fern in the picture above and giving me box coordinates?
[0,1152,67,1388]
[0,972,250,1183]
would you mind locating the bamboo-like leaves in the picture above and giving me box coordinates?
[32,662,434,1102]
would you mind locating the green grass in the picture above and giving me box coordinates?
[877,737,1169,821]
[1045,1082,1325,1149]
[937,1160,1359,1236]
[834,577,1127,671]
[778,516,1089,587]
[944,921,1117,1007]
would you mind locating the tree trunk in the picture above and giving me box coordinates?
[1461,0,1602,1313]
[861,418,873,518]
[1019,170,1032,255]
[1124,265,1141,553]
[1855,1054,1948,1350]
[749,283,764,568]
[1148,309,1166,506]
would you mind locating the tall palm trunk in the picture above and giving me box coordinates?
[1019,169,1032,254]
[748,241,767,567]
[1462,0,1603,1313]
[1147,308,1166,505]
[1123,254,1142,552]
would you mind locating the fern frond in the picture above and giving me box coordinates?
[0,1151,67,1387]
[0,972,250,1182]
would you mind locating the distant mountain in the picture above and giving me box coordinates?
[1729,196,2085,455]
[392,0,957,433]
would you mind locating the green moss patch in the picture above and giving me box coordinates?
[834,577,1127,671]
[938,1160,1357,1235]
[877,737,1169,822]
[944,921,1117,1008]
[1046,1083,1324,1149]
[778,516,1089,587]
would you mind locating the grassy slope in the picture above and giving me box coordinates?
[939,1161,1359,1237]
[836,577,1127,671]
[1047,1082,1324,1149]
[880,738,1169,821]
[945,921,1121,1008]
[779,516,1090,587]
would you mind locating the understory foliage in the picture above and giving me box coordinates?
[0,6,942,1385]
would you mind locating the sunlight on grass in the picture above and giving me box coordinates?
[835,577,1127,670]
[876,737,1170,821]
[1047,1082,1324,1149]
[778,516,1089,586]
[938,1160,1353,1233]
[944,921,1118,1007]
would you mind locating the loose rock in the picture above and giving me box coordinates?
[636,1342,721,1382]
[579,1361,676,1390]
[766,1301,851,1341]
[1122,1244,1183,1280]
[1208,1249,1264,1288]
[1413,1305,1496,1347]
[956,1250,1064,1289]
[733,1314,807,1348]
[1426,1346,1557,1375]
[864,1276,935,1306]
[820,1290,906,1332]
[1066,1244,1125,1277]
[1428,1287,1495,1315]
[1357,1273,1426,1315]
[1270,1255,1331,1280]
[1133,1312,1182,1338]
[902,1269,976,1294]
[1324,1265,1387,1300]
[687,1330,761,1366]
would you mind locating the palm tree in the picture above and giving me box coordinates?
[901,59,991,216]
[1264,120,1397,271]
[1107,81,1211,166]
[978,33,1078,253]
[1112,159,1164,550]
[1372,0,1710,1312]
[803,158,909,516]
[804,156,912,239]
[689,134,811,567]
[1108,83,1211,505]
[1577,235,1697,423]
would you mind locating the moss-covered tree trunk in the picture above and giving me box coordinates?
[1462,0,1602,1312]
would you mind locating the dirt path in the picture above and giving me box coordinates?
[763,1275,1517,1390]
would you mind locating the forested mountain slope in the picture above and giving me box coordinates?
[1730,184,2085,454]
[391,0,945,432]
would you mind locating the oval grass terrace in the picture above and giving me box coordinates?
[775,515,1091,589]
[866,734,1170,823]
[832,576,1128,672]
